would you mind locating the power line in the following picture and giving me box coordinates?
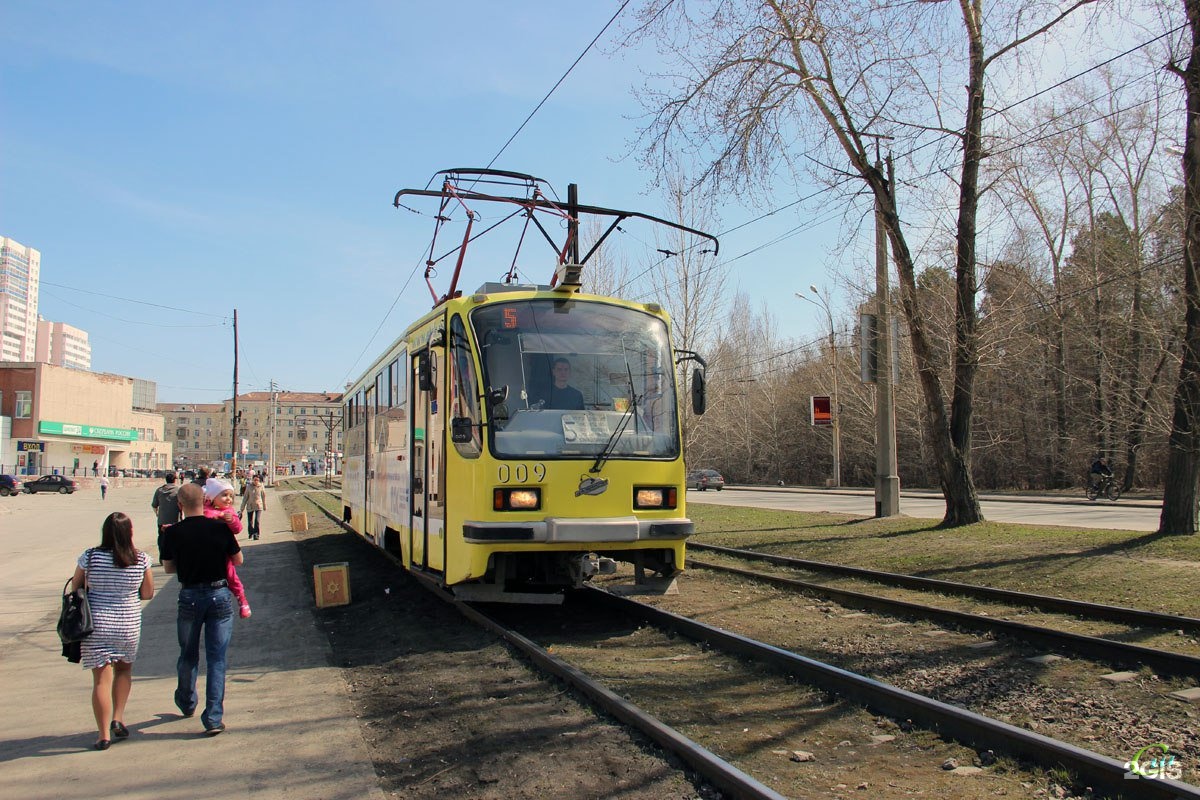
[41,289,225,328]
[484,0,632,170]
[39,279,227,318]
[342,5,632,388]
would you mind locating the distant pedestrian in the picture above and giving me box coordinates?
[72,512,154,750]
[92,460,99,477]
[240,474,266,541]
[161,483,242,734]
[192,466,211,488]
[99,476,109,500]
[151,472,183,556]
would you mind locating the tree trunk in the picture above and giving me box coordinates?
[1161,0,1200,534]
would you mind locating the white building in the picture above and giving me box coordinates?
[0,237,40,363]
[35,317,92,370]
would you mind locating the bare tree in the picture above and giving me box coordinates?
[628,0,1096,525]
[1162,0,1200,533]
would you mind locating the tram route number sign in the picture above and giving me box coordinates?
[561,413,610,443]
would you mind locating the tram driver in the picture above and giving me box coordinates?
[535,357,585,410]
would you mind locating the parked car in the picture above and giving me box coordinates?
[0,475,22,496]
[687,469,725,491]
[24,475,78,494]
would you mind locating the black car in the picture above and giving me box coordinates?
[24,475,78,494]
[0,475,22,496]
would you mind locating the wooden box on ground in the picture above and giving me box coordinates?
[313,562,350,608]
[290,512,308,532]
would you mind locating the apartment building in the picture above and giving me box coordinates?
[0,237,40,363]
[35,318,92,370]
[159,391,343,474]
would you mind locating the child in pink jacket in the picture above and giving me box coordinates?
[203,478,251,618]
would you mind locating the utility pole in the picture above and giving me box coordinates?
[875,156,900,517]
[312,409,344,488]
[268,379,278,487]
[230,309,239,478]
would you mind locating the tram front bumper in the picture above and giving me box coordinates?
[463,516,694,543]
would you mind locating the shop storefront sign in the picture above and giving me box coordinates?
[39,420,138,442]
[71,444,107,454]
[18,441,46,452]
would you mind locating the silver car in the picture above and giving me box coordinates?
[687,469,725,491]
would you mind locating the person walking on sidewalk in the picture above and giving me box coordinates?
[160,483,242,735]
[203,478,252,618]
[240,474,266,540]
[152,472,183,556]
[99,475,109,500]
[71,512,155,750]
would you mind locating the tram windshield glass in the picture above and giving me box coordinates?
[471,299,679,460]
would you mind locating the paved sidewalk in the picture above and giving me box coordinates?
[0,495,384,800]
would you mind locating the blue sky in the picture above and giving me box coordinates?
[1,1,842,404]
[0,2,1170,403]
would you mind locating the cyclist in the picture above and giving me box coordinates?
[1089,456,1113,491]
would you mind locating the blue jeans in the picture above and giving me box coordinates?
[175,587,235,729]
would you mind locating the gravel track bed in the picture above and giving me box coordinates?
[281,492,717,800]
[490,598,1095,799]
[694,551,1200,657]
[620,567,1200,791]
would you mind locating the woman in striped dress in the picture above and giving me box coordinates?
[71,512,154,750]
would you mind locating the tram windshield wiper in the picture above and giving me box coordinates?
[588,365,640,476]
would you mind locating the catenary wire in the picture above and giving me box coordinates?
[341,4,632,388]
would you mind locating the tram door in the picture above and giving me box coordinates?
[410,346,447,573]
[410,353,427,568]
[363,384,374,533]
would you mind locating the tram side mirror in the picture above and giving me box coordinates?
[487,386,509,406]
[417,353,434,391]
[451,417,473,443]
[691,368,707,415]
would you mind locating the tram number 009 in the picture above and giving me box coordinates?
[497,463,545,484]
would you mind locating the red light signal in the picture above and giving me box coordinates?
[811,395,832,426]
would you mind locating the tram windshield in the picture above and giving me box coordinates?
[470,299,679,460]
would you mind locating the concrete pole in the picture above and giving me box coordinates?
[875,156,900,517]
[268,380,278,487]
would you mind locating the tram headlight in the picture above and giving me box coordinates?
[634,487,677,509]
[494,487,541,511]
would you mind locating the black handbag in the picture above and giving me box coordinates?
[57,550,95,645]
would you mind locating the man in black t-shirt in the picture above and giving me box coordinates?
[537,357,585,410]
[161,483,242,735]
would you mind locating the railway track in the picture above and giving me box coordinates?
[296,493,1199,799]
[685,555,1200,679]
[689,541,1200,634]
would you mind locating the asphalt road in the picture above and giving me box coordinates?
[686,486,1163,532]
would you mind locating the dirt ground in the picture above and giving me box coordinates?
[282,492,718,800]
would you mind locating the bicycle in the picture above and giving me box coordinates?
[1086,474,1121,502]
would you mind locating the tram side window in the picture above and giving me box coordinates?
[389,355,406,407]
[449,316,482,457]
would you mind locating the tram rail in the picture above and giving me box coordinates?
[687,557,1200,678]
[582,588,1200,800]
[689,541,1200,634]
[296,491,786,800]
[296,492,1200,799]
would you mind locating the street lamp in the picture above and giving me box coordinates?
[796,287,841,488]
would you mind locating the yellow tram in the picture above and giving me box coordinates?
[341,169,714,602]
